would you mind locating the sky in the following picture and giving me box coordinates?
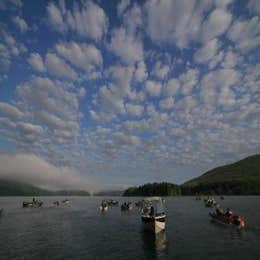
[0,0,259,191]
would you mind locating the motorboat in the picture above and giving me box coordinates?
[23,198,43,208]
[121,202,133,211]
[209,211,245,229]
[100,201,108,212]
[62,199,70,204]
[141,197,166,233]
[107,199,119,206]
[205,198,217,207]
[135,200,143,207]
[53,201,60,206]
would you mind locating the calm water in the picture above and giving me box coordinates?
[0,196,260,260]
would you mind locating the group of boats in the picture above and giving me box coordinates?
[100,195,246,232]
[1,196,246,234]
[100,197,166,233]
[22,198,70,208]
[196,195,246,229]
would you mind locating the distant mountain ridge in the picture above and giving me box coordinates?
[0,179,90,196]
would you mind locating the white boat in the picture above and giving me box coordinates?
[100,205,108,211]
[141,197,166,233]
[100,201,108,211]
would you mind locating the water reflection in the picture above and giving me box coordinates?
[142,231,168,260]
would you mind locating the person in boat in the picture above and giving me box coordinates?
[32,197,36,204]
[225,208,233,217]
[215,208,223,215]
[150,206,154,217]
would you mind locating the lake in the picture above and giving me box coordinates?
[0,196,260,260]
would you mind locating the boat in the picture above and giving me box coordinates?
[121,202,133,211]
[205,198,217,207]
[135,200,143,207]
[107,199,119,206]
[100,205,108,211]
[209,211,245,229]
[22,198,43,208]
[141,197,166,233]
[61,199,70,204]
[100,201,108,211]
[53,201,60,206]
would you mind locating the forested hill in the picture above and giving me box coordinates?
[94,190,123,196]
[182,154,260,195]
[123,182,181,196]
[0,179,90,196]
[123,155,260,196]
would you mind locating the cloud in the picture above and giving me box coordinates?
[0,153,92,190]
[47,1,108,40]
[163,78,180,97]
[46,2,66,32]
[215,0,233,8]
[78,87,86,98]
[45,53,77,80]
[145,0,212,48]
[28,53,46,72]
[125,103,144,117]
[0,102,24,120]
[17,122,43,135]
[99,85,126,115]
[200,69,241,108]
[227,16,260,52]
[0,30,27,71]
[12,16,28,33]
[108,27,143,65]
[145,80,162,96]
[114,132,140,146]
[194,38,220,64]
[134,61,147,82]
[201,8,232,42]
[247,0,260,15]
[0,0,22,10]
[0,0,259,187]
[159,97,174,110]
[15,76,80,144]
[55,41,102,72]
[151,61,170,79]
[117,0,131,16]
[179,69,199,95]
[145,1,232,47]
[221,50,242,69]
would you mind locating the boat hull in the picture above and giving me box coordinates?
[100,206,108,211]
[142,215,166,233]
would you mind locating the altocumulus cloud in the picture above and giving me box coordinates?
[0,0,259,186]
